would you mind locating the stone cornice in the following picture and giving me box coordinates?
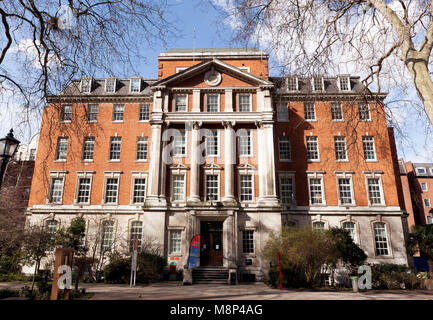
[274,92,387,102]
[46,95,153,104]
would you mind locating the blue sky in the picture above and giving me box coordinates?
[0,0,431,163]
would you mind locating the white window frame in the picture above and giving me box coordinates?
[362,136,376,161]
[130,171,148,204]
[238,129,253,157]
[278,136,291,161]
[105,78,116,93]
[205,130,220,157]
[312,220,326,231]
[82,137,95,162]
[74,171,95,205]
[307,171,326,206]
[242,229,255,254]
[170,171,187,203]
[109,136,122,161]
[129,220,143,252]
[312,76,324,92]
[238,165,256,203]
[304,102,316,121]
[174,94,188,112]
[102,171,121,205]
[130,78,141,93]
[334,136,348,161]
[364,171,386,206]
[421,182,429,192]
[358,103,371,121]
[204,172,221,202]
[277,103,289,121]
[424,198,431,208]
[61,105,72,122]
[342,221,359,244]
[238,93,252,112]
[172,130,187,157]
[138,104,150,122]
[331,102,344,121]
[47,171,67,204]
[416,167,427,175]
[169,229,182,254]
[112,104,124,122]
[136,136,148,161]
[205,93,220,112]
[372,221,391,257]
[286,77,298,92]
[306,135,320,162]
[55,137,68,161]
[338,76,351,91]
[279,172,296,207]
[87,104,98,122]
[80,78,92,93]
[335,171,356,206]
[100,220,115,253]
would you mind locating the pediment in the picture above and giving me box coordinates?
[152,59,273,89]
[169,163,190,170]
[237,163,257,171]
[203,163,223,170]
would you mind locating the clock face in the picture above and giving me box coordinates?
[204,69,222,86]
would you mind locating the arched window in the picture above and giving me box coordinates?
[101,221,114,253]
[342,222,357,244]
[373,222,389,256]
[130,221,143,252]
[312,221,325,231]
[45,219,58,234]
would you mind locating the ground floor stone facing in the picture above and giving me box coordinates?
[24,206,409,279]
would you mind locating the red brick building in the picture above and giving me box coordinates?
[26,49,409,280]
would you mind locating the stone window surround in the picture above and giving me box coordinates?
[101,171,122,205]
[371,218,393,258]
[170,166,188,203]
[173,93,189,112]
[237,165,256,203]
[168,226,185,256]
[334,171,356,206]
[205,129,220,158]
[363,171,386,206]
[237,93,252,112]
[130,171,148,205]
[237,129,254,158]
[340,217,360,246]
[306,171,326,206]
[204,93,220,112]
[46,171,68,204]
[241,227,256,255]
[204,165,222,202]
[73,171,95,205]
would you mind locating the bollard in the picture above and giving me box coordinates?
[350,276,359,293]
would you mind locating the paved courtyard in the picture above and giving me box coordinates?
[2,281,433,300]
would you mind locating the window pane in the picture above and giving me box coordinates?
[287,77,298,91]
[362,136,376,160]
[331,103,343,120]
[130,221,143,252]
[304,103,316,120]
[343,222,357,243]
[87,104,98,121]
[101,221,114,252]
[50,178,63,203]
[367,178,382,204]
[170,230,181,253]
[61,105,72,121]
[136,137,148,160]
[306,136,319,160]
[56,138,68,160]
[339,77,349,91]
[109,137,121,160]
[173,131,186,156]
[105,178,118,203]
[359,103,370,120]
[334,136,347,160]
[313,221,325,231]
[280,177,294,204]
[206,95,219,112]
[373,222,389,256]
[172,175,185,201]
[239,95,251,112]
[240,175,253,202]
[77,178,91,203]
[206,175,219,200]
[105,79,116,93]
[82,137,95,160]
[279,137,291,160]
[242,230,254,253]
[309,178,323,204]
[130,79,141,92]
[133,178,146,203]
[313,77,323,91]
[277,103,289,121]
[113,104,124,121]
[239,130,251,156]
[175,95,187,111]
[206,130,218,156]
[338,178,352,204]
[139,104,150,121]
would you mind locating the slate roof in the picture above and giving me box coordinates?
[413,163,433,177]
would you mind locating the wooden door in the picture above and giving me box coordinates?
[200,221,223,266]
[209,231,223,266]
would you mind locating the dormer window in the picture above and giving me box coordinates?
[338,76,351,91]
[312,76,324,92]
[286,77,298,91]
[81,78,92,93]
[417,167,427,175]
[130,78,141,93]
[105,78,116,93]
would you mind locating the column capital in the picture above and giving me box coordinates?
[222,120,236,129]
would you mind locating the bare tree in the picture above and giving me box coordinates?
[214,0,433,124]
[0,0,173,137]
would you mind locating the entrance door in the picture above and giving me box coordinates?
[200,221,223,266]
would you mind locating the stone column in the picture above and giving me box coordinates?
[224,89,233,112]
[187,121,201,203]
[146,119,165,206]
[192,89,201,112]
[222,121,237,205]
[256,121,279,207]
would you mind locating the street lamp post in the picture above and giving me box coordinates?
[0,129,21,190]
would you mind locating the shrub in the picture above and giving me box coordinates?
[103,255,131,284]
[371,264,420,289]
[0,273,31,282]
[0,289,20,299]
[136,251,166,284]
[266,265,307,288]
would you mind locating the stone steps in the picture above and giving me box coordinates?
[192,267,229,284]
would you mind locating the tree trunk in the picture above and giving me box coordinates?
[405,58,433,124]
[427,259,433,279]
[31,260,40,292]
